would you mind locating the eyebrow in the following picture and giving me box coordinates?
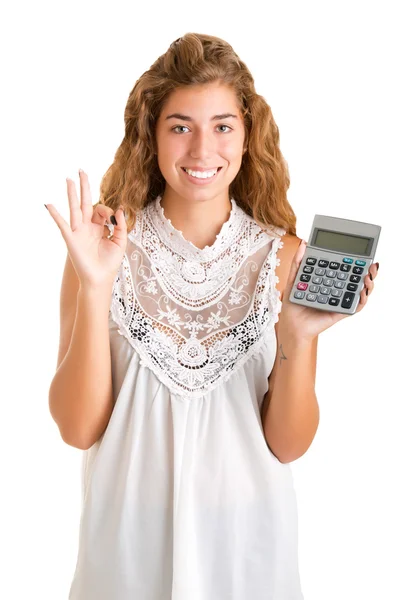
[165,112,238,121]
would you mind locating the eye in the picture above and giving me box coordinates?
[217,125,232,133]
[172,125,190,134]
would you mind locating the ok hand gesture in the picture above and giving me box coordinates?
[45,170,127,289]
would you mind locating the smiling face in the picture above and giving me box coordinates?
[155,81,247,206]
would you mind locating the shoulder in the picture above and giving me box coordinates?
[274,232,302,301]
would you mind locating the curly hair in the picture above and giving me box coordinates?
[97,32,297,237]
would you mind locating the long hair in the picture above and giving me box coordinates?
[97,33,297,237]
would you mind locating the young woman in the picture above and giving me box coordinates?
[47,33,379,600]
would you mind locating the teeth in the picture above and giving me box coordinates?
[184,168,218,179]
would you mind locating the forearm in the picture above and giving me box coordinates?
[263,332,320,463]
[49,284,114,449]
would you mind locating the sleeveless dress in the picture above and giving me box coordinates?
[68,195,304,600]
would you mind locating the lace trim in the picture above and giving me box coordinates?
[146,195,246,261]
[111,300,274,400]
[109,233,285,399]
[255,235,284,332]
[129,210,277,311]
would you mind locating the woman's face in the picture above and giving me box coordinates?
[155,81,247,203]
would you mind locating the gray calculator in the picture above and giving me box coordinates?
[289,215,381,315]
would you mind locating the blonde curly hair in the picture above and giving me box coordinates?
[97,32,297,238]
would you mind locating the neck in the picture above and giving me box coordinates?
[159,189,233,250]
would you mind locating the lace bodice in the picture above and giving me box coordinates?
[109,195,285,399]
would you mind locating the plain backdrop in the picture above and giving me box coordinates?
[1,1,398,598]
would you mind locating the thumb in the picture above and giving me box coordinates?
[108,205,127,249]
[283,239,308,302]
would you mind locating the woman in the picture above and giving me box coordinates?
[47,33,378,600]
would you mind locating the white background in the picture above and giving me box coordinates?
[1,1,398,598]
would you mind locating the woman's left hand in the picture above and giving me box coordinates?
[278,240,379,343]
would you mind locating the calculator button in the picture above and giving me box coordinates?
[319,286,330,295]
[329,262,340,269]
[350,274,361,283]
[337,272,348,280]
[317,295,328,304]
[353,266,364,275]
[312,276,323,284]
[326,270,337,278]
[306,293,317,302]
[328,297,340,306]
[300,274,311,282]
[303,266,314,274]
[315,268,326,276]
[347,283,358,292]
[318,259,329,267]
[340,264,351,272]
[294,291,305,299]
[323,278,333,286]
[331,289,343,297]
[343,258,353,264]
[334,280,345,289]
[355,260,366,266]
[309,285,320,293]
[306,257,317,265]
[297,282,308,290]
[341,292,355,309]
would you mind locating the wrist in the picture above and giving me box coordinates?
[78,280,114,296]
[277,324,316,350]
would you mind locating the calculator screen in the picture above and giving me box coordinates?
[313,229,371,255]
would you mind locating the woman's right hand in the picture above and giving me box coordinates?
[46,170,128,289]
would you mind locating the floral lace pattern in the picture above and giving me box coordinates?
[109,196,285,399]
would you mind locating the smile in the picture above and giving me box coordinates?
[181,167,222,184]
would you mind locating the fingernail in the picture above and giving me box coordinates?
[369,273,373,281]
[44,204,48,210]
[110,215,118,226]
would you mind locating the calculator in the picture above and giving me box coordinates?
[289,215,381,315]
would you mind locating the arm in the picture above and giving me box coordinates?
[48,254,114,450]
[262,330,319,463]
[261,231,379,463]
[261,234,319,463]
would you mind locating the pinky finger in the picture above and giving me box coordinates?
[45,204,72,241]
[355,286,367,313]
[361,285,368,304]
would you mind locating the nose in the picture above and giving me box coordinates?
[189,129,215,160]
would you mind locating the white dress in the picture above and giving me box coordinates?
[68,195,304,600]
